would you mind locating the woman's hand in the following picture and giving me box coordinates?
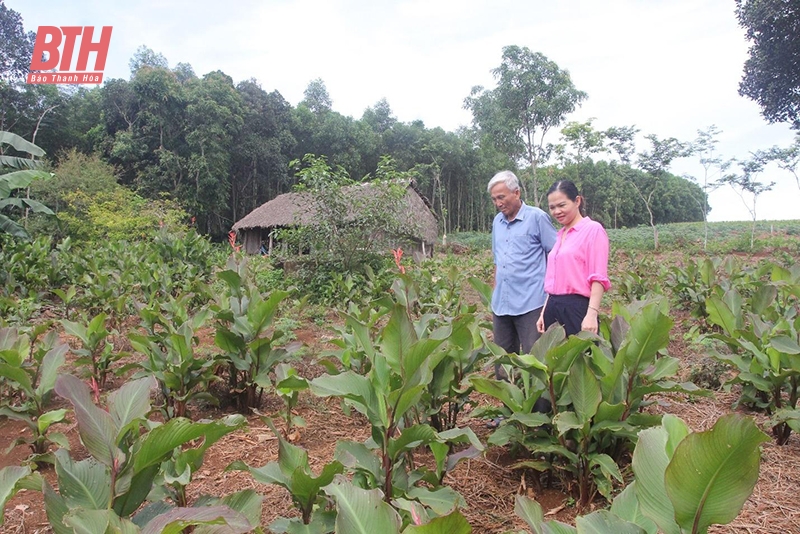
[536,312,545,334]
[581,307,599,334]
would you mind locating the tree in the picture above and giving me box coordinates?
[691,125,728,250]
[467,46,588,202]
[301,78,332,114]
[719,153,775,249]
[0,0,35,83]
[722,157,771,246]
[736,0,800,128]
[465,46,587,203]
[763,132,800,191]
[553,119,606,166]
[129,45,169,75]
[634,134,693,250]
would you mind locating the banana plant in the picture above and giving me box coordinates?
[0,327,69,465]
[310,279,483,521]
[507,413,769,534]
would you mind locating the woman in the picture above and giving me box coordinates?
[536,180,610,336]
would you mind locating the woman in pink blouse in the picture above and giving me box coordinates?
[536,180,610,336]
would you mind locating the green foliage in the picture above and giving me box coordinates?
[0,327,69,464]
[310,277,483,522]
[62,313,119,390]
[0,131,54,240]
[278,155,414,280]
[511,414,768,534]
[475,298,707,508]
[129,300,218,420]
[0,374,256,532]
[705,262,800,444]
[214,256,295,412]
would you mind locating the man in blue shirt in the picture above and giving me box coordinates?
[489,170,557,378]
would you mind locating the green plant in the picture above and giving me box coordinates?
[706,263,800,444]
[129,305,218,420]
[509,414,769,534]
[229,421,342,532]
[310,277,484,522]
[0,374,257,533]
[214,256,295,412]
[62,312,120,389]
[0,327,69,464]
[0,131,54,240]
[273,363,309,435]
[474,298,707,508]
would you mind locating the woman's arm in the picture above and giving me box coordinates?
[581,281,605,334]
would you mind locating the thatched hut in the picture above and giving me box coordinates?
[231,180,438,257]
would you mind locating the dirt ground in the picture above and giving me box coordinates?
[2,307,799,534]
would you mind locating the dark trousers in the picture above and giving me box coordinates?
[492,307,542,380]
[543,294,591,336]
[493,307,550,413]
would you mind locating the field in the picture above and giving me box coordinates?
[1,220,799,533]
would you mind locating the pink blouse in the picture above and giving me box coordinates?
[543,217,611,298]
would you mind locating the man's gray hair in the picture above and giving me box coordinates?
[487,170,520,193]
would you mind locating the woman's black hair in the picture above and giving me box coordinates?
[547,180,585,215]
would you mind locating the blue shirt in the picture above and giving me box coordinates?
[491,202,557,316]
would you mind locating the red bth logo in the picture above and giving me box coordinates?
[27,26,113,85]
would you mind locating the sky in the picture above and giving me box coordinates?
[10,0,799,222]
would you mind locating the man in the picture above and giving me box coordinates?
[488,170,557,379]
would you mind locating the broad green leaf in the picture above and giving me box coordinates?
[44,481,72,534]
[508,412,551,428]
[109,376,156,431]
[380,303,417,372]
[706,297,739,337]
[632,426,679,534]
[407,486,465,515]
[575,510,645,533]
[0,466,31,524]
[404,509,472,533]
[610,483,658,534]
[553,411,583,436]
[619,303,672,371]
[133,415,245,473]
[35,343,68,398]
[0,131,46,156]
[141,505,253,534]
[54,449,111,510]
[324,477,401,534]
[311,372,375,422]
[770,335,800,355]
[569,356,601,423]
[63,509,138,534]
[194,490,264,534]
[661,414,689,458]
[0,363,33,396]
[665,414,769,534]
[55,374,121,467]
[334,441,382,482]
[589,454,623,483]
[388,424,437,460]
[750,284,778,315]
[38,409,68,433]
[470,377,524,412]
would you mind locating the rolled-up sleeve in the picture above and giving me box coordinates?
[586,225,611,291]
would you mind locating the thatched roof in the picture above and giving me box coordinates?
[232,180,438,243]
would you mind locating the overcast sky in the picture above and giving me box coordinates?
[11,0,799,222]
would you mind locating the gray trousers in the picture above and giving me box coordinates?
[492,307,542,380]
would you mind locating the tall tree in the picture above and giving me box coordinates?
[763,132,800,191]
[691,125,728,250]
[736,0,800,128]
[0,0,34,83]
[301,78,332,114]
[465,45,587,203]
[719,152,775,249]
[634,134,693,250]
